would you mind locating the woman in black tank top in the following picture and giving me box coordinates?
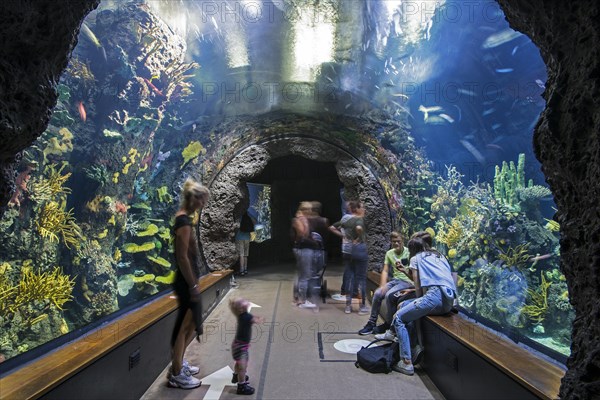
[167,179,210,390]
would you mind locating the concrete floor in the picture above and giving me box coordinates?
[141,262,445,400]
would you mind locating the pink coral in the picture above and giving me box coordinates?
[9,166,33,207]
[115,201,128,214]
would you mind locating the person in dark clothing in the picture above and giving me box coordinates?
[168,178,209,390]
[230,298,265,395]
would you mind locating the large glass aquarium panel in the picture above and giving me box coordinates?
[0,0,572,365]
[247,183,271,243]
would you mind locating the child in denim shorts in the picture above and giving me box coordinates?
[230,298,264,395]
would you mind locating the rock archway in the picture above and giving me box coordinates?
[199,136,392,270]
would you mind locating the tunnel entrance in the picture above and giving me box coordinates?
[248,155,344,267]
[200,136,392,271]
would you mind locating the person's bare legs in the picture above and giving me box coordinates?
[172,309,195,375]
[235,359,248,383]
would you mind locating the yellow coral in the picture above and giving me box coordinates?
[11,267,75,313]
[42,130,74,162]
[180,141,205,169]
[147,255,171,268]
[113,248,122,262]
[522,274,551,323]
[448,249,457,258]
[108,215,116,225]
[30,163,72,203]
[497,243,530,268]
[97,229,108,239]
[425,227,435,238]
[437,219,462,248]
[137,223,159,237]
[86,195,103,212]
[123,242,156,253]
[132,274,155,283]
[122,148,139,175]
[0,262,12,274]
[155,271,176,284]
[112,172,119,184]
[36,201,82,249]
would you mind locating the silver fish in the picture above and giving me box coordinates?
[460,139,485,164]
[482,29,522,49]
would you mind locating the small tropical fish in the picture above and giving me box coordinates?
[418,105,443,120]
[482,108,495,116]
[495,68,514,73]
[143,78,164,97]
[77,101,87,122]
[81,23,101,48]
[391,93,408,99]
[423,115,448,125]
[457,88,476,97]
[482,29,522,49]
[438,113,455,123]
[459,139,485,164]
[511,45,519,56]
[535,79,546,89]
[529,253,552,262]
[486,143,504,151]
[491,123,502,130]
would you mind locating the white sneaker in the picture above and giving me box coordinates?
[358,305,370,315]
[168,369,202,389]
[374,330,397,341]
[393,360,415,376]
[299,300,317,309]
[183,359,199,375]
[331,294,346,301]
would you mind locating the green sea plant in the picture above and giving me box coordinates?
[36,201,83,249]
[84,164,110,187]
[545,218,560,232]
[156,186,173,203]
[123,242,155,253]
[137,223,159,237]
[180,141,205,169]
[496,242,531,268]
[493,153,526,211]
[522,273,551,324]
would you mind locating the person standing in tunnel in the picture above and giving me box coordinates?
[344,200,370,315]
[236,211,255,276]
[168,178,210,389]
[291,201,319,309]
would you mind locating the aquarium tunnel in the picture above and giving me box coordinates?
[0,0,599,399]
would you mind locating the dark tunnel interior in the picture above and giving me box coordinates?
[246,155,343,268]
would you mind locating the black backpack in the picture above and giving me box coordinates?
[355,339,400,374]
[240,213,255,233]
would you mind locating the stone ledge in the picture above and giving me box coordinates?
[0,270,232,400]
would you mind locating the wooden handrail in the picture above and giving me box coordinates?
[0,270,232,400]
[367,270,565,400]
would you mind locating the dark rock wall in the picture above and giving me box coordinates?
[0,0,99,211]
[497,0,600,398]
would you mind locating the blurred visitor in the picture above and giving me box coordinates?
[291,201,319,309]
[168,178,209,389]
[236,211,255,276]
[329,202,358,301]
[343,201,369,315]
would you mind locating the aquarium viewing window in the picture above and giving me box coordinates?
[0,0,570,368]
[247,183,272,243]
